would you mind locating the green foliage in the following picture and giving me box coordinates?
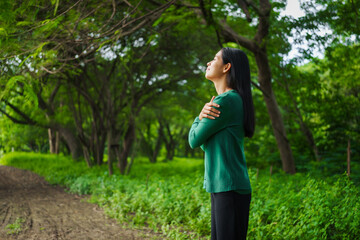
[2,0,357,176]
[0,117,48,153]
[0,0,220,168]
[301,0,360,38]
[250,172,360,239]
[263,41,360,171]
[5,217,25,235]
[1,152,360,239]
[0,75,38,106]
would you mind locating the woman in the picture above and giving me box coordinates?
[188,47,255,240]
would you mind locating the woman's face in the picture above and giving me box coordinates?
[205,50,227,81]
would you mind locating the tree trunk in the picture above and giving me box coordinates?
[48,128,56,154]
[262,89,295,173]
[118,119,136,174]
[302,122,320,162]
[126,138,138,175]
[82,146,92,167]
[91,120,106,166]
[58,127,83,160]
[151,125,163,163]
[159,121,176,161]
[48,128,59,154]
[347,139,351,177]
[55,131,60,154]
[255,50,296,174]
[107,128,113,175]
[164,137,175,160]
[165,124,175,161]
[96,133,106,165]
[291,99,320,162]
[166,145,175,160]
[184,134,191,157]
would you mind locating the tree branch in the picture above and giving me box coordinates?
[237,0,252,22]
[49,80,61,105]
[219,19,257,52]
[3,100,39,126]
[251,80,269,98]
[0,108,30,125]
[254,0,271,44]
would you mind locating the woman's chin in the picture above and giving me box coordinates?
[205,73,213,81]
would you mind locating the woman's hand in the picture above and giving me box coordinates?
[199,96,221,120]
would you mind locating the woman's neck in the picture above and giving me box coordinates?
[214,80,233,95]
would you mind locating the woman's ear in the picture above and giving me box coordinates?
[223,63,231,73]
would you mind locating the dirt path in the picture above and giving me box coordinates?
[0,166,160,240]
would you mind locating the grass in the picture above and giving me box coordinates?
[1,152,360,239]
[6,217,25,235]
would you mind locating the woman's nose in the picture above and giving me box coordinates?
[207,61,211,66]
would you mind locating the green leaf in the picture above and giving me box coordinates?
[96,39,112,52]
[23,83,39,107]
[18,55,31,68]
[33,41,50,56]
[0,75,39,106]
[0,27,8,37]
[17,42,50,68]
[53,0,59,16]
[0,75,26,100]
[152,16,163,27]
[16,21,33,27]
[41,19,51,25]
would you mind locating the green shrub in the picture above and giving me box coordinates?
[1,152,359,239]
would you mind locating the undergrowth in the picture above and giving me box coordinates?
[5,217,25,235]
[1,152,359,239]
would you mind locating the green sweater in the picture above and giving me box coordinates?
[188,90,251,194]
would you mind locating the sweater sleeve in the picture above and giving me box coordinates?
[188,95,230,149]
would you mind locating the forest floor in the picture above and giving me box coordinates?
[0,166,162,240]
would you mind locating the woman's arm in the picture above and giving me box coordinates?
[188,95,230,149]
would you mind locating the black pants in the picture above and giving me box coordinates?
[211,191,251,240]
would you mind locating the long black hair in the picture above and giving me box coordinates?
[221,47,255,138]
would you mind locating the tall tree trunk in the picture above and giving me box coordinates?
[184,134,192,157]
[91,120,105,166]
[138,123,162,163]
[58,127,83,160]
[96,133,106,165]
[164,123,175,161]
[159,120,176,161]
[347,139,351,177]
[151,127,163,163]
[126,138,138,175]
[118,118,136,174]
[255,50,296,174]
[55,131,60,154]
[48,129,60,154]
[298,116,320,162]
[107,128,113,175]
[82,146,92,167]
[48,128,56,154]
[166,145,175,161]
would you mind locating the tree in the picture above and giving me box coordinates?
[0,0,178,173]
[189,0,296,173]
[273,63,321,162]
